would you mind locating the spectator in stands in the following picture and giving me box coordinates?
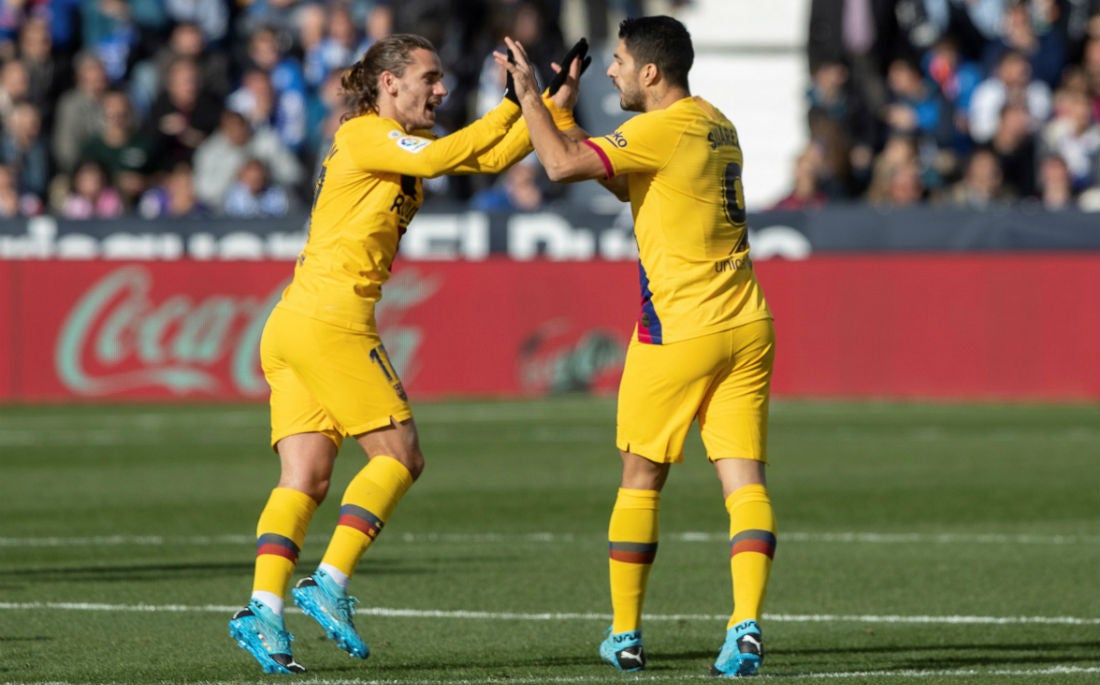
[881,56,957,191]
[52,51,109,176]
[990,99,1040,197]
[241,24,308,112]
[79,0,139,84]
[983,0,1068,89]
[1035,152,1076,208]
[223,158,292,218]
[227,67,308,153]
[808,0,900,127]
[470,156,546,212]
[0,101,49,203]
[358,1,395,55]
[946,147,1013,207]
[304,68,350,174]
[866,134,926,204]
[17,15,62,131]
[58,159,124,219]
[192,108,303,210]
[76,89,156,210]
[922,34,984,150]
[138,160,211,219]
[1039,85,1100,191]
[806,59,876,197]
[301,2,361,91]
[769,145,829,210]
[131,20,232,119]
[148,56,223,170]
[0,58,32,130]
[969,49,1053,143]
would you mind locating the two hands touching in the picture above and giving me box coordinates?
[500,36,593,111]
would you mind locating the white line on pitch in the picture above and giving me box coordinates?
[0,602,1096,625]
[0,530,1094,547]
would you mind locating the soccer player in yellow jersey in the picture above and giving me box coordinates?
[498,16,777,678]
[228,33,585,674]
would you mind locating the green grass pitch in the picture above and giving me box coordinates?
[2,397,1098,684]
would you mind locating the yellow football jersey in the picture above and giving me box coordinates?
[278,100,527,332]
[584,96,772,344]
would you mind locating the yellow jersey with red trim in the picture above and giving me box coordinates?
[278,99,527,332]
[583,96,771,344]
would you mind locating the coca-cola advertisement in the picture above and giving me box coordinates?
[1,255,1098,402]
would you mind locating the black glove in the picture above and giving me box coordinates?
[546,37,592,97]
[504,48,519,104]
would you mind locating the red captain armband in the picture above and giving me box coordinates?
[582,139,614,179]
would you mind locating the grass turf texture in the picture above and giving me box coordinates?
[1,398,1097,684]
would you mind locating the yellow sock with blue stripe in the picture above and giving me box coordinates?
[253,487,318,608]
[608,488,660,634]
[319,456,413,579]
[726,484,776,628]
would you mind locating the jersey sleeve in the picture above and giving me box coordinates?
[345,99,522,178]
[582,111,674,179]
[451,97,575,175]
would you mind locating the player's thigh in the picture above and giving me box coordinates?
[263,307,413,443]
[261,308,342,450]
[699,318,775,463]
[616,332,727,463]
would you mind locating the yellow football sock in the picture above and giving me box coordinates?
[608,488,660,634]
[253,487,318,597]
[319,456,413,578]
[726,484,777,628]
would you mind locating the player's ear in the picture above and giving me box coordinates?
[380,70,398,95]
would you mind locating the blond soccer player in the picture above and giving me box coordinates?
[227,33,584,674]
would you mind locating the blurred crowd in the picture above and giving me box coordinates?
[0,0,616,220]
[775,0,1100,211]
[5,1,1091,221]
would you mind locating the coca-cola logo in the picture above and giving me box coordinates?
[55,266,285,396]
[54,265,440,398]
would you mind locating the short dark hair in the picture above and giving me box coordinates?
[618,15,693,90]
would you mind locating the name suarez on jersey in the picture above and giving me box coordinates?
[707,126,739,150]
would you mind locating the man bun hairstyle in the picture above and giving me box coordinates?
[618,15,693,91]
[342,33,436,118]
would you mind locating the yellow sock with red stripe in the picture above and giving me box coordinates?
[319,456,413,578]
[608,488,660,634]
[726,484,776,628]
[253,487,318,603]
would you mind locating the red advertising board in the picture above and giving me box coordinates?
[0,261,12,400]
[758,255,1100,401]
[2,255,1098,402]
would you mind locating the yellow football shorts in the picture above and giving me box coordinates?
[260,305,413,450]
[616,318,775,464]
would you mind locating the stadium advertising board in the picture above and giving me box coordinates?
[1,256,1098,402]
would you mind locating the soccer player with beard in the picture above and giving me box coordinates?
[228,33,584,674]
[498,16,777,678]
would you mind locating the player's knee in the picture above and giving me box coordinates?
[397,449,425,481]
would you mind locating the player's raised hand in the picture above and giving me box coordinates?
[495,37,540,105]
[546,37,591,110]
